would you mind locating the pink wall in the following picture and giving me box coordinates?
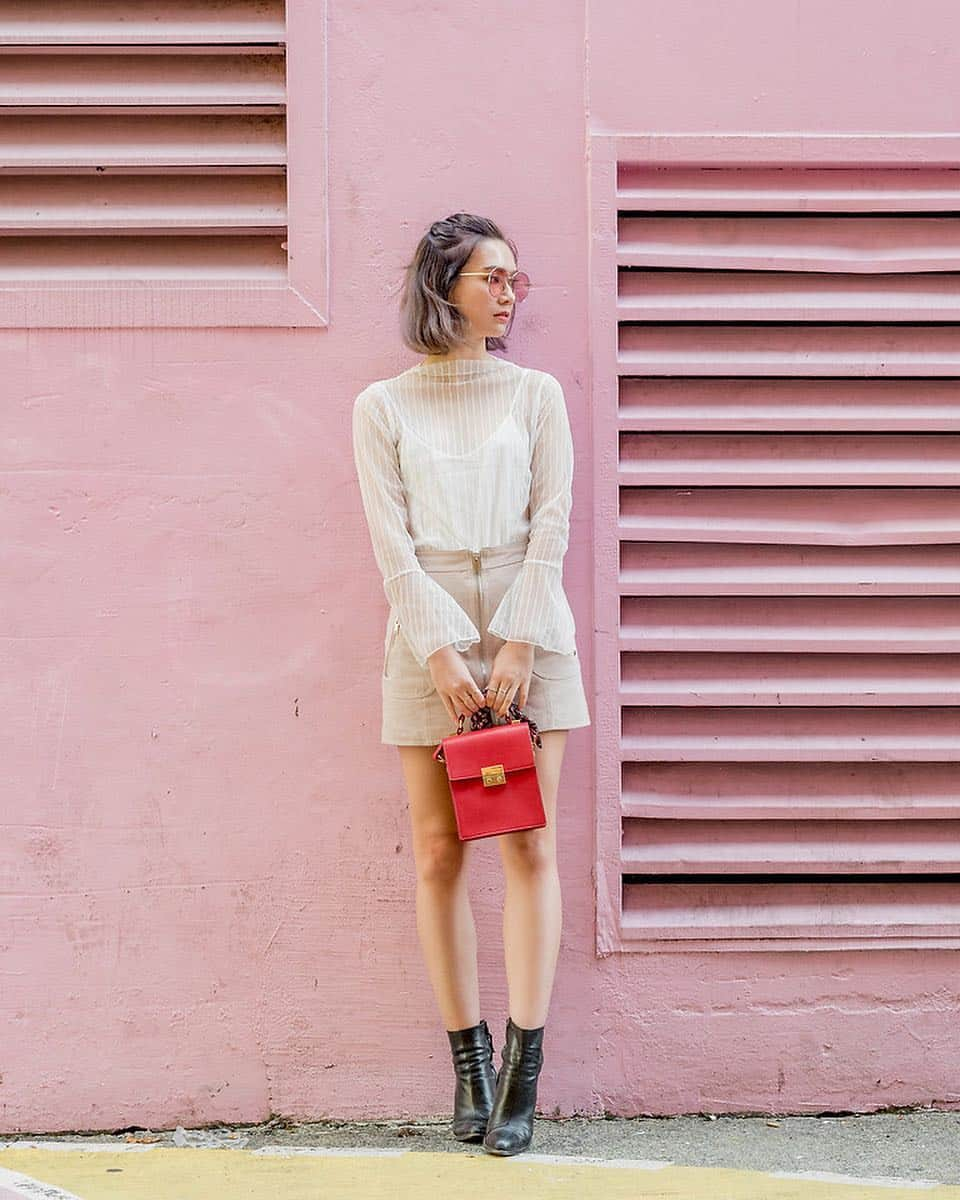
[591,0,960,135]
[2,0,958,1133]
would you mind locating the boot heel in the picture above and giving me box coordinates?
[447,1019,497,1142]
[483,1017,544,1156]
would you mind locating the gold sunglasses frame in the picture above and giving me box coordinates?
[456,268,531,301]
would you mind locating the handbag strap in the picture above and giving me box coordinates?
[434,701,543,764]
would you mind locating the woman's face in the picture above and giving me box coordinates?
[450,237,518,341]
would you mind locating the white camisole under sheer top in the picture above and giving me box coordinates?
[351,354,578,668]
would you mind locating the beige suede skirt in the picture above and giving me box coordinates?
[381,539,591,746]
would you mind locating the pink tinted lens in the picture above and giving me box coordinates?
[490,269,530,302]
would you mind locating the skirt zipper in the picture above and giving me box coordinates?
[471,551,486,687]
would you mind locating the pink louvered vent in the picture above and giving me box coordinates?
[0,1,287,294]
[616,164,960,951]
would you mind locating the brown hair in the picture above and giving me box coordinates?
[400,212,519,355]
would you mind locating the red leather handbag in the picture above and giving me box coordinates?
[432,703,545,841]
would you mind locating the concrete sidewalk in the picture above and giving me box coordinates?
[1,1108,958,1198]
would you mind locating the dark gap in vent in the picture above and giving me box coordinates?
[619,485,960,492]
[616,209,960,219]
[619,430,960,438]
[618,265,960,276]
[622,872,960,885]
[618,319,960,327]
[617,375,960,382]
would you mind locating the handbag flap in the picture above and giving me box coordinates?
[441,721,535,782]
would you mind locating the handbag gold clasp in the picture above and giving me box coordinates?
[481,763,506,787]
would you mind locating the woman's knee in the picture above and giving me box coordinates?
[413,830,466,886]
[499,829,556,876]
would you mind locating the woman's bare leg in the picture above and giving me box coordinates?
[397,745,479,1031]
[495,729,567,1029]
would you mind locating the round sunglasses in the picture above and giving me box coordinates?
[457,267,531,304]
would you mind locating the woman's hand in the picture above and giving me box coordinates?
[427,644,487,723]
[485,641,535,717]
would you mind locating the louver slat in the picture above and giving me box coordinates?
[618,653,960,705]
[0,53,286,114]
[620,596,960,651]
[618,433,960,485]
[0,1,288,301]
[618,379,960,433]
[616,164,960,212]
[0,237,285,281]
[0,176,285,233]
[619,486,960,543]
[618,272,960,321]
[619,324,960,375]
[0,115,285,171]
[621,819,960,873]
[0,1,285,46]
[615,172,960,949]
[621,881,960,944]
[618,214,960,272]
[619,542,960,595]
[619,707,960,762]
[620,761,960,820]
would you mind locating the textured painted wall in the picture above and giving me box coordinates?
[2,0,958,1134]
[0,0,595,1131]
[590,0,960,135]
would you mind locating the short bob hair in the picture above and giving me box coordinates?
[400,212,520,355]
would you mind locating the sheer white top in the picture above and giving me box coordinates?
[351,355,578,668]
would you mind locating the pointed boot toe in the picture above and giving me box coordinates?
[482,1017,544,1156]
[483,1123,529,1155]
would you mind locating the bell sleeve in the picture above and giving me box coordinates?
[351,384,482,668]
[487,373,578,653]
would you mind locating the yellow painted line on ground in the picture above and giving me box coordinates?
[1,1146,959,1200]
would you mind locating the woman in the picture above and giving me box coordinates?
[351,212,590,1157]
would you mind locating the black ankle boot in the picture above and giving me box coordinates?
[446,1019,498,1142]
[482,1017,544,1156]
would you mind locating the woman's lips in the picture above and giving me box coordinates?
[494,313,510,321]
